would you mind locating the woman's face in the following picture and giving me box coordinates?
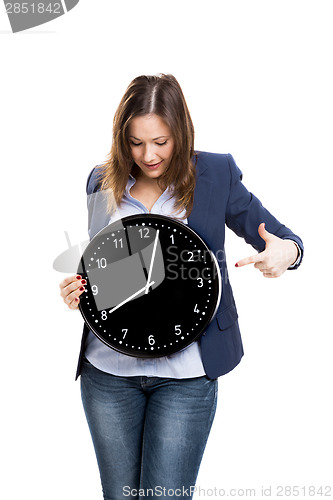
[128,114,175,181]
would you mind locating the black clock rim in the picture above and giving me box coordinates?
[78,213,222,358]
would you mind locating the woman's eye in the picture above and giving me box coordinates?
[130,141,167,147]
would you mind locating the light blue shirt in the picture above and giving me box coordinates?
[84,174,206,378]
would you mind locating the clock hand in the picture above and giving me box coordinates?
[145,229,160,294]
[108,280,155,315]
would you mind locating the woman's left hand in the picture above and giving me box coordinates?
[235,223,298,278]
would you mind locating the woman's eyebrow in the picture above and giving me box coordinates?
[129,135,170,140]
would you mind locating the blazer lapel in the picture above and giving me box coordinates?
[188,153,213,239]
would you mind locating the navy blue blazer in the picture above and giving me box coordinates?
[75,152,304,380]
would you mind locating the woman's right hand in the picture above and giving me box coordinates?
[59,275,86,310]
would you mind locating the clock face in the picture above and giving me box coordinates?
[78,214,221,357]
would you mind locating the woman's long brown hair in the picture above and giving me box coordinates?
[96,74,198,219]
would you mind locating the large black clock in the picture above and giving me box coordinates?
[77,214,221,357]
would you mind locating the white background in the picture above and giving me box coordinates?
[1,1,332,498]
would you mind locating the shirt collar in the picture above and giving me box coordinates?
[125,173,137,194]
[125,174,174,195]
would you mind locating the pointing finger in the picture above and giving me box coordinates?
[235,253,262,267]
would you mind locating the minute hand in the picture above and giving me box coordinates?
[109,281,155,315]
[145,229,160,294]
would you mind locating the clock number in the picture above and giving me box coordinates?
[194,304,200,314]
[97,258,107,268]
[175,325,181,335]
[197,278,203,288]
[113,238,123,248]
[148,335,155,345]
[170,234,175,244]
[101,310,107,320]
[139,228,150,238]
[91,285,99,295]
[122,328,128,339]
[187,251,194,261]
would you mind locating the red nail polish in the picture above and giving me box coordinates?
[79,286,85,291]
[235,263,239,267]
[81,279,86,285]
[76,275,81,280]
[75,298,79,302]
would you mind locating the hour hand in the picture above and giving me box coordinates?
[109,281,155,315]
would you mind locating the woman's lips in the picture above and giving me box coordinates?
[143,160,163,170]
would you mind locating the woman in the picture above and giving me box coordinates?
[59,74,303,499]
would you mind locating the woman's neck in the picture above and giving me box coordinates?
[134,171,164,192]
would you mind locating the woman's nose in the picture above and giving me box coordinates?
[143,145,156,163]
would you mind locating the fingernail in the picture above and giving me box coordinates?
[235,263,239,267]
[75,298,79,302]
[79,286,85,291]
[81,279,86,285]
[76,275,81,280]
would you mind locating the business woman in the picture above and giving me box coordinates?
[59,73,303,500]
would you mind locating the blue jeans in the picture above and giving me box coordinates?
[80,358,218,500]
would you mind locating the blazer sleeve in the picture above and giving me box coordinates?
[85,165,107,240]
[86,165,103,195]
[225,154,304,269]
